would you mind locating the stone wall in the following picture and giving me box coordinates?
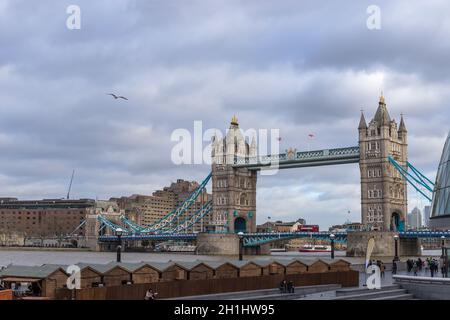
[394,275,450,299]
[346,231,420,257]
[196,233,240,255]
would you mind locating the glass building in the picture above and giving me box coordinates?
[430,131,450,229]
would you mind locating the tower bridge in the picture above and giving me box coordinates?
[87,94,444,257]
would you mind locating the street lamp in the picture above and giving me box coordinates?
[116,228,123,263]
[393,234,399,262]
[441,236,446,258]
[238,232,244,261]
[330,233,335,259]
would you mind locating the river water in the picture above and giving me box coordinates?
[0,249,349,267]
[0,249,441,267]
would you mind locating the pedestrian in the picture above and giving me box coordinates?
[392,260,397,275]
[380,262,385,278]
[279,280,284,293]
[406,259,412,273]
[440,256,445,277]
[412,261,418,276]
[279,280,287,294]
[288,280,294,293]
[444,260,448,278]
[430,260,435,278]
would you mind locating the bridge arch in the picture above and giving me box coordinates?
[390,211,405,232]
[234,217,247,233]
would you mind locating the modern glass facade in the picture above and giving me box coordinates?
[430,132,450,229]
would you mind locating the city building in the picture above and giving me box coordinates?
[407,207,422,230]
[256,218,306,233]
[430,131,450,230]
[358,94,408,231]
[114,179,212,232]
[0,198,99,238]
[423,205,431,227]
[329,222,364,233]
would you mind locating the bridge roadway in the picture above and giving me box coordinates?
[97,230,450,247]
[232,146,360,170]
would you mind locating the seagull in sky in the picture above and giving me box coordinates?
[107,93,128,100]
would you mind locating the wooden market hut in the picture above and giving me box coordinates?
[204,261,239,279]
[93,263,132,287]
[176,261,215,280]
[159,262,189,281]
[0,264,68,298]
[228,260,263,277]
[328,259,352,272]
[282,259,308,275]
[305,259,330,273]
[254,260,286,276]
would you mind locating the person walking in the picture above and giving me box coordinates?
[406,259,412,273]
[430,260,435,278]
[279,280,284,293]
[380,261,385,278]
[279,280,287,294]
[287,281,294,293]
[412,261,418,276]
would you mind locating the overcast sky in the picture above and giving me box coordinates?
[0,0,449,228]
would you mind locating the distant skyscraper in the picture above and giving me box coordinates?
[407,207,422,230]
[424,205,431,227]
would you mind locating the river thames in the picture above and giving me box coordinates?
[0,249,351,266]
[0,249,441,267]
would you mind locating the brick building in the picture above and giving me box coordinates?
[0,198,116,238]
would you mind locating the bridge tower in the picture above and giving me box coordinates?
[359,94,408,231]
[211,116,257,233]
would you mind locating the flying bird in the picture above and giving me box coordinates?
[107,93,128,100]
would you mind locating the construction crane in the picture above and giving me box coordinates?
[66,169,75,200]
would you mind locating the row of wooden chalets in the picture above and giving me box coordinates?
[0,258,354,299]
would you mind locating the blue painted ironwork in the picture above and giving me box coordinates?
[120,216,144,233]
[242,231,348,247]
[117,173,212,234]
[399,231,450,238]
[98,233,198,242]
[388,156,433,201]
[157,201,213,234]
[97,230,450,244]
[97,215,130,235]
[69,219,86,236]
[233,146,360,170]
[140,172,211,233]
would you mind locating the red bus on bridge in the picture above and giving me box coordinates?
[297,225,319,232]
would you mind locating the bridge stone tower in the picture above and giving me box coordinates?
[211,116,257,233]
[359,94,408,232]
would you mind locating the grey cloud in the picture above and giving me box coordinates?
[0,0,448,228]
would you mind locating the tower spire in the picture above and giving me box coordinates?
[399,113,407,132]
[374,93,390,125]
[359,110,367,129]
[379,91,385,104]
[230,115,238,126]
